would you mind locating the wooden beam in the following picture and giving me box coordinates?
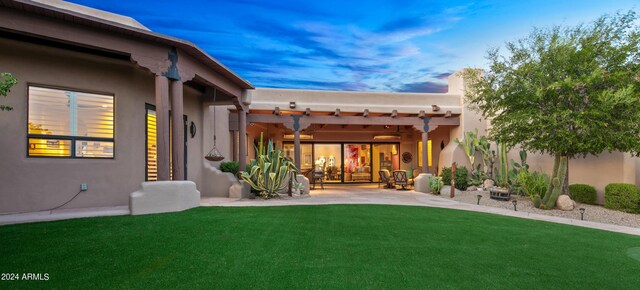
[241,113,459,129]
[432,105,441,112]
[418,110,426,118]
[273,107,281,115]
[391,110,398,118]
[363,109,369,117]
[334,109,341,117]
[363,125,370,129]
[305,108,311,116]
[341,124,348,129]
[444,110,452,118]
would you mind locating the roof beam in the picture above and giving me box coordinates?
[391,110,398,118]
[418,110,426,118]
[305,108,311,116]
[273,107,281,116]
[363,109,369,117]
[334,109,341,117]
[444,110,452,118]
[432,105,441,112]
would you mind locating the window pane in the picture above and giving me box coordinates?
[75,140,113,158]
[28,138,71,157]
[147,110,157,181]
[344,144,371,182]
[28,86,114,138]
[28,87,71,136]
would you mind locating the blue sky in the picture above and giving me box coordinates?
[70,0,638,92]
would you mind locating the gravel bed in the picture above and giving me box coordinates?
[440,186,640,228]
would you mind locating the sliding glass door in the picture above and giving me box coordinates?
[344,144,371,182]
[283,141,399,184]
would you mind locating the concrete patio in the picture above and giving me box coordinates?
[1,184,638,237]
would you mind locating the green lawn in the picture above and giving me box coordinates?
[1,205,639,289]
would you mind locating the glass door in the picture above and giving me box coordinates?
[313,143,342,183]
[344,143,371,182]
[372,143,400,182]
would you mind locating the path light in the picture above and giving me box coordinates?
[476,194,482,205]
[579,208,585,220]
[512,199,517,211]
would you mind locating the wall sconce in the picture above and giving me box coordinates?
[476,194,482,205]
[579,208,585,220]
[289,102,296,109]
[512,199,517,211]
[189,121,196,138]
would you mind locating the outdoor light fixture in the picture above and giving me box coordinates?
[283,134,313,140]
[579,208,585,220]
[512,199,517,211]
[476,194,482,205]
[289,101,296,109]
[373,135,401,140]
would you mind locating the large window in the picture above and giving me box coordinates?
[27,86,114,158]
[417,140,433,167]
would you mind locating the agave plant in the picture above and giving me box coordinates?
[240,134,299,199]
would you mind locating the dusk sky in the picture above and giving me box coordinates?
[69,0,638,93]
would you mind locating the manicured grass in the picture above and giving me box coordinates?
[1,205,639,289]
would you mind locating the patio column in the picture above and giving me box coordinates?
[170,80,185,180]
[421,117,431,174]
[238,110,247,172]
[293,115,301,170]
[231,130,238,162]
[422,131,429,174]
[155,75,171,181]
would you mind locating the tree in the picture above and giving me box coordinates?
[0,72,17,111]
[462,11,640,209]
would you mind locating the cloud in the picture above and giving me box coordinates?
[395,81,449,93]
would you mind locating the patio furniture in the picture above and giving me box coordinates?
[393,170,410,190]
[352,172,370,182]
[312,169,325,190]
[378,170,394,188]
[409,167,422,186]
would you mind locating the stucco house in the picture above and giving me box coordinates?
[0,0,638,214]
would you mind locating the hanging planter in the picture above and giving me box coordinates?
[204,88,225,162]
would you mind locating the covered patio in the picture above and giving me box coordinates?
[227,97,461,187]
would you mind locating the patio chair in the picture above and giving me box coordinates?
[312,164,325,190]
[378,170,394,189]
[393,170,410,190]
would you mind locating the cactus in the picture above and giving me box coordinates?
[532,195,542,208]
[455,129,478,167]
[496,142,509,188]
[541,156,568,209]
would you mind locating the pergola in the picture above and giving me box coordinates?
[229,109,460,174]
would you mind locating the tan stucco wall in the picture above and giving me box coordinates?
[0,37,205,212]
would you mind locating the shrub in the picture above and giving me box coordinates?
[441,167,452,185]
[220,161,239,176]
[429,176,443,194]
[604,183,640,213]
[520,171,549,199]
[454,166,469,191]
[439,166,468,190]
[569,184,597,205]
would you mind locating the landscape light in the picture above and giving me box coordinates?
[512,199,517,211]
[579,208,585,220]
[477,194,482,205]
